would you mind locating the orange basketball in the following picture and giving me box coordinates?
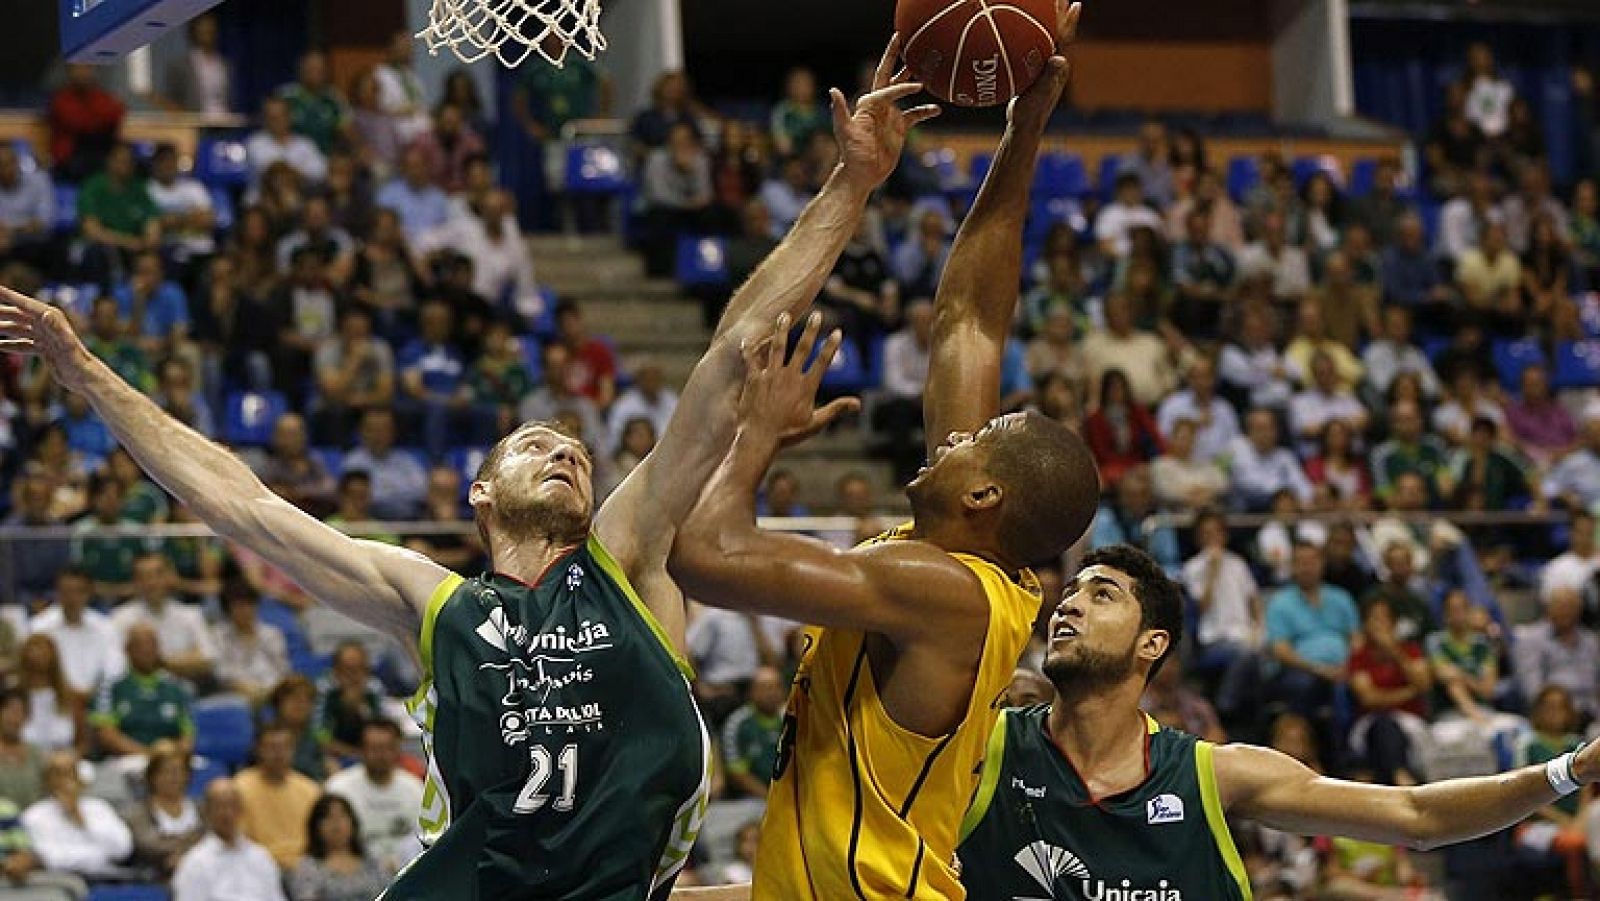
[896,0,1056,108]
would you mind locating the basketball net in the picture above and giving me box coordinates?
[417,0,606,69]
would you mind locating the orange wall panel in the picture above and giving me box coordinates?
[1070,42,1274,113]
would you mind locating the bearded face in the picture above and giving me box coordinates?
[475,426,595,549]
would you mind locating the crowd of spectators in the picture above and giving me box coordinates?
[8,24,1600,899]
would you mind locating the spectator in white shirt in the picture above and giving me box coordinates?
[1541,509,1600,606]
[424,189,539,318]
[1236,212,1311,302]
[246,97,327,186]
[1432,368,1505,447]
[874,299,934,484]
[1362,305,1440,402]
[108,553,216,685]
[28,567,125,696]
[1156,356,1239,464]
[605,358,678,455]
[342,408,429,521]
[22,751,132,880]
[325,719,424,876]
[376,146,451,242]
[172,778,286,901]
[211,581,289,706]
[1151,418,1227,511]
[1095,172,1165,259]
[1218,304,1294,412]
[1462,42,1515,139]
[1438,172,1503,263]
[687,604,772,725]
[1500,162,1569,254]
[1183,509,1262,719]
[147,143,215,264]
[372,31,432,144]
[1229,407,1314,512]
[1289,351,1370,457]
[0,143,56,266]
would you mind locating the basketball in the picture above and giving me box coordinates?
[896,0,1057,107]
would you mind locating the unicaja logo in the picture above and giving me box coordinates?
[1012,842,1184,901]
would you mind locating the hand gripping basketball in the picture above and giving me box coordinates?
[833,34,943,197]
[1009,1,1082,128]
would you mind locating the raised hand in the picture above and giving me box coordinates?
[833,34,942,196]
[738,312,859,448]
[0,286,95,393]
[1009,0,1083,129]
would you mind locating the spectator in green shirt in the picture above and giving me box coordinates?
[1361,543,1436,644]
[277,51,348,154]
[91,623,194,757]
[721,666,787,799]
[513,54,609,141]
[106,447,169,525]
[769,67,826,158]
[1371,399,1449,501]
[469,320,534,437]
[83,296,152,393]
[70,473,147,600]
[77,143,161,277]
[314,642,384,761]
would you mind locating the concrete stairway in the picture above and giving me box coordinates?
[527,234,909,515]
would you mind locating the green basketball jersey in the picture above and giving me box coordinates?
[956,705,1251,901]
[385,535,711,901]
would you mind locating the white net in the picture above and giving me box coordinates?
[417,0,606,69]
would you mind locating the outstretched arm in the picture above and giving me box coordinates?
[923,2,1079,455]
[669,315,985,640]
[0,287,447,650]
[1218,739,1600,851]
[595,41,938,636]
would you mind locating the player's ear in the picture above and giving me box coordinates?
[468,480,491,509]
[963,481,1002,513]
[1138,629,1171,665]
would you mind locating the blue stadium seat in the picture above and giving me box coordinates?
[968,153,993,187]
[1096,155,1121,201]
[188,757,227,799]
[221,390,288,447]
[1026,196,1087,245]
[564,143,629,195]
[87,886,170,901]
[1554,341,1600,390]
[194,138,250,189]
[291,650,331,679]
[820,339,870,394]
[53,185,77,233]
[1226,156,1260,203]
[1348,158,1379,198]
[1421,336,1452,365]
[209,185,235,233]
[674,235,730,288]
[310,447,343,478]
[526,288,558,339]
[192,696,254,767]
[450,447,488,492]
[1033,153,1088,200]
[10,138,38,174]
[1418,201,1442,249]
[1490,339,1545,392]
[257,598,306,650]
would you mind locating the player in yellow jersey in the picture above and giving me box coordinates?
[668,6,1096,898]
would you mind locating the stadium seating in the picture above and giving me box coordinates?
[209,185,235,233]
[188,757,227,799]
[1033,152,1089,200]
[221,390,289,447]
[53,185,77,233]
[1226,156,1260,203]
[1554,341,1600,390]
[564,143,629,195]
[1096,155,1121,200]
[674,235,731,288]
[1348,158,1379,197]
[1490,339,1546,392]
[193,137,250,189]
[192,695,254,767]
[87,887,170,901]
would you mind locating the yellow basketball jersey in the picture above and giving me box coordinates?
[752,526,1042,900]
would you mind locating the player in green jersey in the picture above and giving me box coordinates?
[0,38,937,899]
[957,544,1600,901]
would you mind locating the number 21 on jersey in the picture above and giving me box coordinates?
[514,744,579,814]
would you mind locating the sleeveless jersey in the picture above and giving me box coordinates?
[384,535,711,901]
[955,706,1251,901]
[754,524,1042,900]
